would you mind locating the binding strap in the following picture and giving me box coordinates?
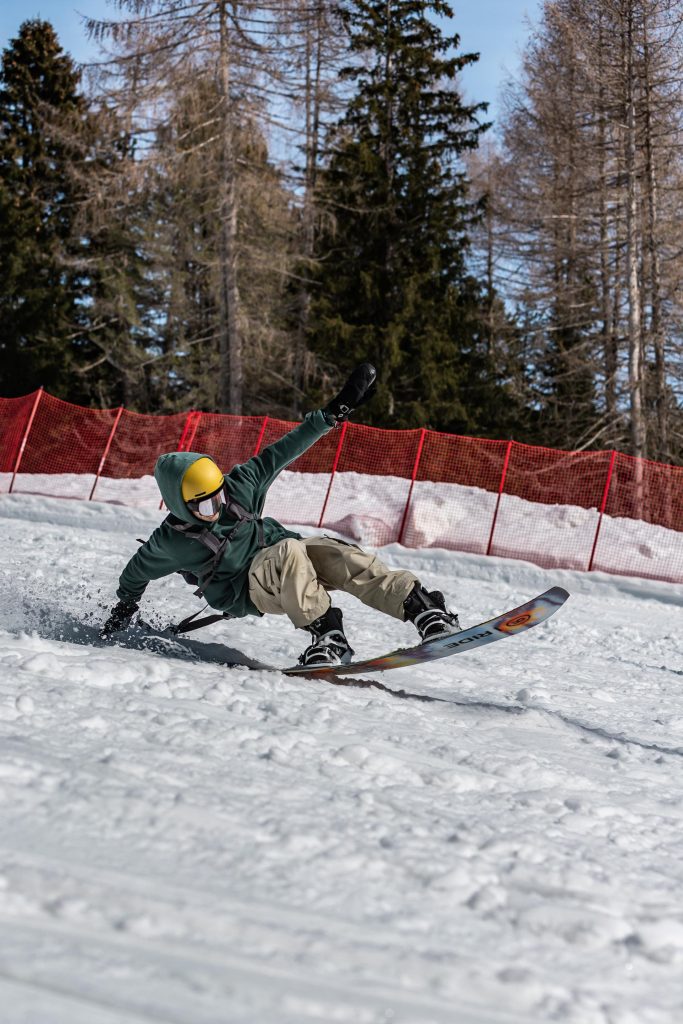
[170,609,233,635]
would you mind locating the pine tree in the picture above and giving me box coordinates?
[0,20,88,398]
[309,0,496,431]
[67,99,166,410]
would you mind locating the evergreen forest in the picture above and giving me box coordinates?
[1,0,682,463]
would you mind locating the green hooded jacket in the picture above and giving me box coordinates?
[117,410,334,617]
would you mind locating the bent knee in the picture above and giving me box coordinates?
[280,537,307,560]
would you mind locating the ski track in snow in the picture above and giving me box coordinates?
[1,493,683,1024]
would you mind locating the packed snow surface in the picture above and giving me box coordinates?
[1,492,683,1023]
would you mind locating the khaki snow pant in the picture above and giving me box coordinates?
[248,536,418,629]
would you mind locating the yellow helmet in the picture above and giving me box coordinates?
[181,457,224,502]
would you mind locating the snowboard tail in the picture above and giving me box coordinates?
[283,586,569,678]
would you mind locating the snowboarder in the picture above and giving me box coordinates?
[101,364,461,666]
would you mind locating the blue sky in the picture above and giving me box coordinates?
[0,0,542,122]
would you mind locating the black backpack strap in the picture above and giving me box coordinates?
[166,517,228,598]
[224,498,265,546]
[135,507,265,636]
[165,499,265,600]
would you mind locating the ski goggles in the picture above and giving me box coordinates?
[186,485,227,518]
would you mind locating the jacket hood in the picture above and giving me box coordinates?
[154,451,221,524]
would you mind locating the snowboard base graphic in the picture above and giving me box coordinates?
[283,587,569,678]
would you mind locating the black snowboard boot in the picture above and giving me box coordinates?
[403,583,462,643]
[299,605,354,667]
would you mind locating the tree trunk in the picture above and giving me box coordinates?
[642,8,667,461]
[597,16,617,424]
[217,0,242,414]
[293,0,325,410]
[625,2,645,467]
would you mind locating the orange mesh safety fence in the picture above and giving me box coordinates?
[190,413,268,470]
[1,390,682,586]
[102,409,189,478]
[405,431,509,553]
[7,392,119,499]
[595,453,683,584]
[490,444,612,572]
[256,416,343,528]
[0,393,37,473]
[321,423,424,547]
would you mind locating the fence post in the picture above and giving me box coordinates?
[486,440,513,557]
[398,428,427,546]
[9,387,43,494]
[176,410,201,452]
[318,420,348,529]
[159,409,201,510]
[182,411,202,453]
[588,449,617,572]
[89,406,124,501]
[253,416,268,456]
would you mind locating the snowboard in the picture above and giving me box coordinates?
[283,586,569,678]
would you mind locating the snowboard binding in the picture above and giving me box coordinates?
[403,584,461,642]
[300,605,354,667]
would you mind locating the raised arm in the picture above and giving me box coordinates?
[232,364,377,495]
[233,410,333,494]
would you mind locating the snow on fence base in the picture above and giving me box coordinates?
[1,390,681,585]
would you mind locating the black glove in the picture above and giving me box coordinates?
[323,363,377,424]
[100,598,139,638]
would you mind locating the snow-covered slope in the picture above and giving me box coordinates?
[1,493,683,1024]
[4,468,683,582]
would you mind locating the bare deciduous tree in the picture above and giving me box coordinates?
[84,0,345,415]
[477,0,683,463]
